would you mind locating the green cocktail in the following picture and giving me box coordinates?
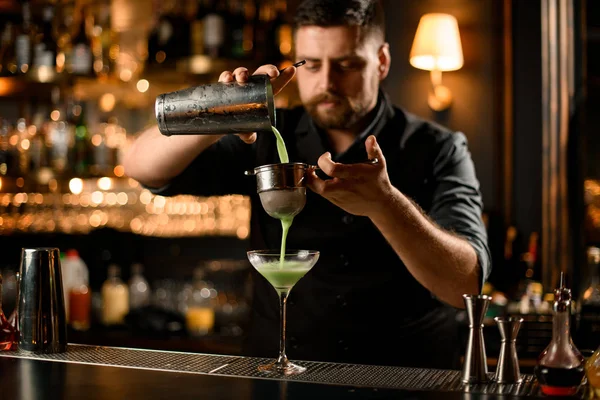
[254,261,312,292]
[247,250,320,376]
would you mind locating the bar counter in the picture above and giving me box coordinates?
[0,344,583,399]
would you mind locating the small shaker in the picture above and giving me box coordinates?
[493,317,523,384]
[462,294,491,384]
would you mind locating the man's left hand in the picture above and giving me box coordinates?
[306,135,393,217]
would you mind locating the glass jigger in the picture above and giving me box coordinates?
[247,250,319,375]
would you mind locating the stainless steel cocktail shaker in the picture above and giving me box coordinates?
[155,74,275,136]
[18,248,67,353]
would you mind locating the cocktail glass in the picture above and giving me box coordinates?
[247,249,319,376]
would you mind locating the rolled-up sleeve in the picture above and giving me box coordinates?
[428,132,492,289]
[145,135,255,198]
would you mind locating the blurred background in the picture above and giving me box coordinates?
[0,0,599,370]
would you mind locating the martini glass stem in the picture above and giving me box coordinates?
[276,290,290,366]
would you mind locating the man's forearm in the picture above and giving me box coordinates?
[123,125,222,188]
[369,187,480,308]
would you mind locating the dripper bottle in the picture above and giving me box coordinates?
[0,274,16,351]
[534,273,584,396]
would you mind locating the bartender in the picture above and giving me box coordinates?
[123,0,491,369]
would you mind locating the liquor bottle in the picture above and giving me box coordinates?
[47,87,71,176]
[90,1,114,78]
[185,268,215,336]
[68,6,93,76]
[32,4,57,74]
[69,100,90,177]
[101,264,129,326]
[575,246,600,354]
[203,0,226,58]
[273,0,292,62]
[15,0,35,74]
[53,1,76,73]
[0,274,16,351]
[228,0,247,59]
[65,250,91,331]
[255,0,275,62]
[128,263,150,311]
[28,110,51,178]
[147,7,175,66]
[189,0,208,57]
[534,273,585,396]
[0,120,13,177]
[0,22,18,76]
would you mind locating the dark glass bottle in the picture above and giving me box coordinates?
[15,0,35,74]
[68,6,93,76]
[534,273,585,396]
[33,4,57,71]
[0,22,18,76]
[576,246,600,354]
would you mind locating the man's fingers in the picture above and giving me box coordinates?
[306,169,345,195]
[232,67,249,83]
[219,70,234,83]
[252,64,279,79]
[316,153,354,179]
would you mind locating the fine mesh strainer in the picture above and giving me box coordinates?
[245,163,309,219]
[244,158,378,219]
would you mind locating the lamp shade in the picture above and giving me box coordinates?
[409,13,464,72]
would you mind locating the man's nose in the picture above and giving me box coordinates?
[317,64,337,92]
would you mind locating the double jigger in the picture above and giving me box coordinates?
[462,294,523,385]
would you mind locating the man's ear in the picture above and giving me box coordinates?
[378,42,391,80]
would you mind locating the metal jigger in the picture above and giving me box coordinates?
[493,317,523,384]
[462,294,491,384]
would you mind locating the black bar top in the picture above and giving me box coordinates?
[0,344,585,399]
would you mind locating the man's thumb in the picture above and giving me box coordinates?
[366,135,383,161]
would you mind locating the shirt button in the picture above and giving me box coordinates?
[342,215,354,224]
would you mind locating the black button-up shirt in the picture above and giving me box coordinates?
[150,90,491,369]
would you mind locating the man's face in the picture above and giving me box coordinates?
[294,25,386,130]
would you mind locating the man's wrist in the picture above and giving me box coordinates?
[367,186,406,223]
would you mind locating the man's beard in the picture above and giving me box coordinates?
[304,92,367,130]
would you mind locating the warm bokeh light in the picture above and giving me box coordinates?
[99,93,116,112]
[69,178,84,195]
[50,110,61,121]
[136,79,149,93]
[114,165,125,177]
[97,177,113,191]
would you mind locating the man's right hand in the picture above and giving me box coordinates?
[218,64,297,144]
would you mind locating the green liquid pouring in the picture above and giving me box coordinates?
[272,126,292,268]
[272,126,289,163]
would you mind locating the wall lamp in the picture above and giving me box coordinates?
[409,13,464,112]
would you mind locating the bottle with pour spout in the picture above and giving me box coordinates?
[534,273,585,396]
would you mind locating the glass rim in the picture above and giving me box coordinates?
[247,249,319,256]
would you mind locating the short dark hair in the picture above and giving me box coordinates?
[294,0,385,42]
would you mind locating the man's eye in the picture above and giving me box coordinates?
[305,64,320,71]
[338,62,359,70]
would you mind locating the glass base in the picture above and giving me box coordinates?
[258,360,307,376]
